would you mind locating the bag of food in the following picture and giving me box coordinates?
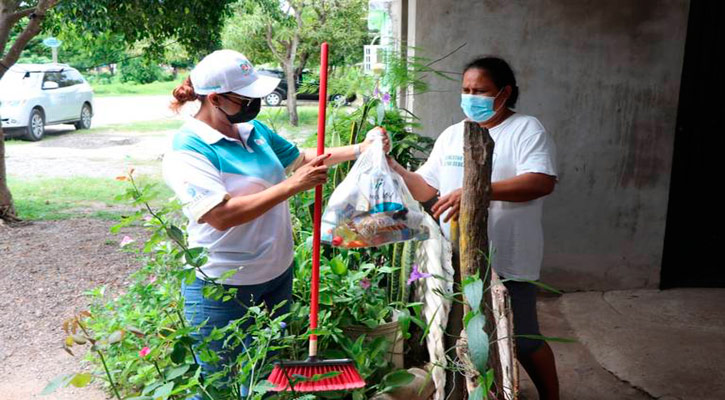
[321,131,429,248]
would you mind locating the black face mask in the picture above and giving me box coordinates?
[219,97,261,124]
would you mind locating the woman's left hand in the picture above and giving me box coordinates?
[432,188,462,222]
[361,126,391,154]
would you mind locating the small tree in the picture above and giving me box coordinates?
[224,0,368,126]
[0,0,235,223]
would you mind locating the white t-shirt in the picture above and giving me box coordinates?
[162,118,300,285]
[416,113,557,281]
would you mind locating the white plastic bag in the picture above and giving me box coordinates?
[321,134,429,248]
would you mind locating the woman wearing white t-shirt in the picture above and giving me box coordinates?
[389,57,559,399]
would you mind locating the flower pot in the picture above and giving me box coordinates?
[343,318,405,369]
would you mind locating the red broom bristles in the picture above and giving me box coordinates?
[268,362,365,392]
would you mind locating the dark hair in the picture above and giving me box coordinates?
[463,56,519,108]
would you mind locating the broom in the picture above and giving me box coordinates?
[267,42,365,392]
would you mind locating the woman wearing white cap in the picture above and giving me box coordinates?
[163,49,388,396]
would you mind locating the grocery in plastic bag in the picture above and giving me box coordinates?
[321,132,429,248]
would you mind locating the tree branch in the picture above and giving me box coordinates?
[265,24,285,65]
[1,0,58,71]
[10,7,36,22]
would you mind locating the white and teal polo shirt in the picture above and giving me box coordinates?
[162,117,300,285]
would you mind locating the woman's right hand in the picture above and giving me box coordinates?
[287,153,330,193]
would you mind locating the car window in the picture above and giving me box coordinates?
[42,72,62,88]
[69,70,85,85]
[60,70,79,87]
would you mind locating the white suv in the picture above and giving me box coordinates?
[0,63,94,141]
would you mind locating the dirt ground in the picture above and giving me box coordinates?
[0,218,146,399]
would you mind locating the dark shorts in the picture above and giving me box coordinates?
[502,279,544,356]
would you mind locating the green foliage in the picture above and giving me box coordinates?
[119,57,168,84]
[47,170,422,399]
[47,1,237,59]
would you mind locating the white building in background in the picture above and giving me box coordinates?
[363,45,383,74]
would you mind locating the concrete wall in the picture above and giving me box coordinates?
[407,0,690,290]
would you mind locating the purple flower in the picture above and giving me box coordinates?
[280,321,287,329]
[360,278,371,290]
[382,92,391,105]
[373,86,380,98]
[407,264,432,286]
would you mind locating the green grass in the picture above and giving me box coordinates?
[8,176,172,221]
[92,78,184,97]
[88,119,185,133]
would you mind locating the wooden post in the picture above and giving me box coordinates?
[458,122,504,396]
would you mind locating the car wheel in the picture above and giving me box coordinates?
[264,91,283,107]
[74,103,92,130]
[23,108,45,141]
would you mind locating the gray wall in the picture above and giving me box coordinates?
[408,0,690,290]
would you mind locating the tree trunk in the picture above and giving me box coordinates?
[458,122,503,396]
[284,62,299,126]
[0,124,18,223]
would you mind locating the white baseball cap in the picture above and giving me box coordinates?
[190,50,280,98]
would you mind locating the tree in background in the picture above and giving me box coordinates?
[223,0,368,126]
[0,0,235,223]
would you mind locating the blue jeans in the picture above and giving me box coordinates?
[181,265,294,399]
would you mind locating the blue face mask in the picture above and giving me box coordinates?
[460,90,503,123]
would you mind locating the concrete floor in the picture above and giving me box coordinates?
[518,289,725,400]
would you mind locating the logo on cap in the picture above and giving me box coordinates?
[239,60,253,76]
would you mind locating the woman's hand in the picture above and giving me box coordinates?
[287,153,330,193]
[432,188,462,222]
[361,126,391,154]
[387,155,404,174]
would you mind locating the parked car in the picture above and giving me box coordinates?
[257,68,355,107]
[0,63,94,141]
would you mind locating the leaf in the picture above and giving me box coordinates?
[71,334,87,345]
[107,330,124,344]
[376,101,385,125]
[251,380,277,393]
[397,309,411,339]
[465,313,489,375]
[329,256,347,275]
[310,371,342,382]
[152,382,174,400]
[483,368,495,392]
[381,369,415,389]
[319,291,333,306]
[469,385,484,400]
[463,277,484,311]
[69,372,92,388]
[167,225,185,244]
[127,326,145,338]
[165,364,190,381]
[65,336,74,347]
[170,341,187,364]
[41,374,74,395]
[142,381,163,395]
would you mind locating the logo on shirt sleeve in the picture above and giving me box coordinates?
[183,182,210,204]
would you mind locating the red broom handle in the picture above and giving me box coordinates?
[310,42,328,357]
